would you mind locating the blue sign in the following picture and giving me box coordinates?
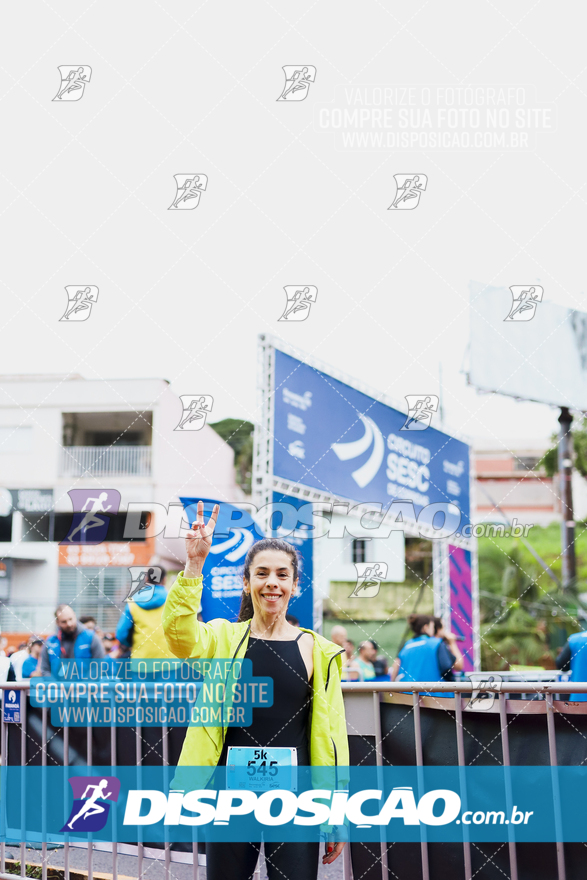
[271,492,313,629]
[3,688,21,723]
[7,765,587,843]
[273,349,470,525]
[180,498,265,623]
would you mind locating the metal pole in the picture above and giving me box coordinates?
[498,694,518,880]
[546,695,567,880]
[373,692,389,880]
[136,727,143,880]
[111,707,118,880]
[41,708,47,880]
[454,695,472,880]
[412,693,429,880]
[558,407,576,587]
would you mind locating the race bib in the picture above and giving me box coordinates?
[226,746,298,791]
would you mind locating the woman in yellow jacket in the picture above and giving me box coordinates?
[163,501,349,880]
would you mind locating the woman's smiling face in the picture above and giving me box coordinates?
[245,549,298,619]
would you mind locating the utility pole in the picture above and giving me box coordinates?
[558,406,576,587]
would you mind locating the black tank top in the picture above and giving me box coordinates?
[219,633,312,766]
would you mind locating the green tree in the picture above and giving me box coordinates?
[479,538,586,669]
[209,418,254,494]
[480,547,547,669]
[541,416,587,478]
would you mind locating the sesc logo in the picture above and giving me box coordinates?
[209,529,255,562]
[62,776,121,832]
[331,415,385,488]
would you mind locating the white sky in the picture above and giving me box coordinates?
[2,1,585,455]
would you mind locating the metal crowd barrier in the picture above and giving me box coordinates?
[1,680,587,880]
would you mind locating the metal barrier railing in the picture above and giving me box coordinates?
[2,680,587,880]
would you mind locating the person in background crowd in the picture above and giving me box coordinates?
[330,625,348,648]
[102,633,116,655]
[7,642,28,680]
[391,614,463,697]
[39,605,105,676]
[116,567,174,659]
[356,640,377,681]
[22,639,44,678]
[6,646,16,658]
[371,643,391,681]
[79,616,103,638]
[340,639,361,681]
[433,616,464,680]
[0,637,7,657]
[285,614,299,626]
[556,630,587,701]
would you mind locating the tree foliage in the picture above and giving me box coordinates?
[209,418,254,494]
[478,533,586,670]
[541,416,587,478]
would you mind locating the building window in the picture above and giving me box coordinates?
[58,566,128,631]
[352,539,367,564]
[513,456,541,471]
[0,514,12,542]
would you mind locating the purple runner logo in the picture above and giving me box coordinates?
[60,489,121,545]
[61,776,120,832]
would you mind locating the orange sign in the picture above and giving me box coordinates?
[58,537,155,567]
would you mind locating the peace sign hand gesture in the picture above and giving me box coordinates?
[184,501,219,578]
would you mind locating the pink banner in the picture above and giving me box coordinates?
[448,546,474,672]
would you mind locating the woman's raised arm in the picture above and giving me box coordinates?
[162,502,220,659]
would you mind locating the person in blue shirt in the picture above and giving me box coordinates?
[391,614,463,698]
[115,568,173,659]
[21,639,44,678]
[556,631,587,701]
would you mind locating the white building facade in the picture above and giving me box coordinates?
[0,375,244,639]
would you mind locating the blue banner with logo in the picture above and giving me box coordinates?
[180,498,265,623]
[4,766,587,843]
[272,349,470,526]
[270,492,313,629]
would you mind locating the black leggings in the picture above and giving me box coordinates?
[206,840,320,880]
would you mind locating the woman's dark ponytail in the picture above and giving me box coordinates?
[237,590,254,622]
[408,613,435,636]
[236,538,300,622]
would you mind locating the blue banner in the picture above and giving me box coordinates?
[270,492,314,629]
[272,349,470,525]
[180,498,265,623]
